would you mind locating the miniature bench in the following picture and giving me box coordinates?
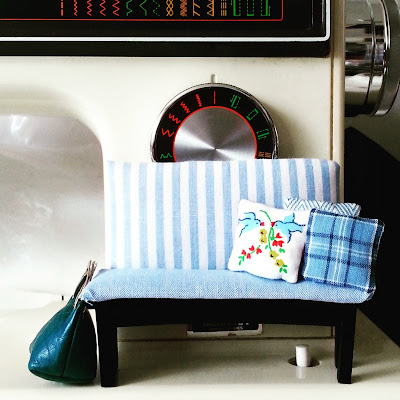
[81,159,381,386]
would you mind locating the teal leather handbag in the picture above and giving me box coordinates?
[28,261,97,384]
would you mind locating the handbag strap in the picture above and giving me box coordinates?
[73,260,97,309]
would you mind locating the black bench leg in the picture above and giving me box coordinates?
[96,310,119,387]
[335,321,342,368]
[336,306,357,384]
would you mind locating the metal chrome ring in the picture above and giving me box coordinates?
[151,83,278,162]
[345,0,400,116]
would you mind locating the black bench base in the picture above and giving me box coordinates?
[92,299,357,387]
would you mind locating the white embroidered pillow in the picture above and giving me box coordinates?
[228,200,311,283]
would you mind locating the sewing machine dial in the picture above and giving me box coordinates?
[152,83,278,162]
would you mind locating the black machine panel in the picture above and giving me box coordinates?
[0,0,330,56]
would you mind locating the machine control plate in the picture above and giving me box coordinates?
[152,83,278,162]
[0,0,330,56]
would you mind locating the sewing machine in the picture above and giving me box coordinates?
[0,0,398,299]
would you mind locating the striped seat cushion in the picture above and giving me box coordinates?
[105,159,339,270]
[81,269,374,304]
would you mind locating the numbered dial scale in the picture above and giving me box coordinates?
[152,83,278,162]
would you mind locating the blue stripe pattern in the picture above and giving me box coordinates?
[155,164,165,269]
[206,163,216,270]
[320,160,331,201]
[238,161,248,200]
[108,161,117,268]
[172,164,182,269]
[302,209,384,293]
[222,162,233,264]
[288,158,299,199]
[122,163,132,268]
[272,160,282,208]
[189,163,199,269]
[255,160,265,204]
[138,164,148,269]
[105,159,339,270]
[304,159,315,200]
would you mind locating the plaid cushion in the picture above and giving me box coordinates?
[302,210,384,293]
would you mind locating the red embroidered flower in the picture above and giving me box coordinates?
[272,240,284,247]
[246,253,251,259]
[256,248,262,254]
[275,232,282,239]
[241,250,247,255]
[271,221,275,227]
[249,245,255,251]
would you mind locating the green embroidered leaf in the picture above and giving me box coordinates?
[279,248,285,253]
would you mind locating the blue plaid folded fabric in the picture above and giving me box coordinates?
[302,210,384,293]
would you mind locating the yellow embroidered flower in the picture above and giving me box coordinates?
[259,228,268,244]
[269,250,279,259]
[275,259,285,268]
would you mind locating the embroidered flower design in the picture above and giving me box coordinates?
[259,228,268,244]
[269,250,279,259]
[237,209,303,274]
[275,259,284,268]
[238,245,262,265]
[275,259,288,274]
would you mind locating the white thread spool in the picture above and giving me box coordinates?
[296,344,311,367]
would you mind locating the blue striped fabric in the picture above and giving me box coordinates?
[105,159,339,270]
[302,210,384,293]
[284,198,361,217]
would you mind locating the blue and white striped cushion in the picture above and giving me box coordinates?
[284,198,361,217]
[105,159,339,270]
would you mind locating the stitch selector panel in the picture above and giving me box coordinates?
[1,0,283,21]
[152,83,278,162]
[0,0,329,56]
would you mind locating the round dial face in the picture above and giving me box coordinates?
[152,83,278,162]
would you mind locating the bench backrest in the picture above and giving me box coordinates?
[105,159,339,270]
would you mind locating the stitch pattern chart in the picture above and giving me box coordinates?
[100,0,106,16]
[152,84,277,162]
[87,0,92,16]
[207,0,214,17]
[2,0,283,20]
[153,0,161,16]
[166,0,174,16]
[192,0,200,17]
[180,0,187,17]
[113,0,120,16]
[126,0,133,16]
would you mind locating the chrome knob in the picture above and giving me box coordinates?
[345,0,400,116]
